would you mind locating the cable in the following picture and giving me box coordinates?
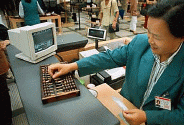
[55,53,64,62]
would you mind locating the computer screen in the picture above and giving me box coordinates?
[87,28,106,40]
[8,22,57,63]
[33,28,54,53]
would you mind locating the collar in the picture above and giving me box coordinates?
[153,43,183,66]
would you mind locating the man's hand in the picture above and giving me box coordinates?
[0,40,9,51]
[123,37,132,45]
[123,109,147,125]
[112,20,117,30]
[48,62,78,79]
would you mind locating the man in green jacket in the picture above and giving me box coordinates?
[48,1,184,124]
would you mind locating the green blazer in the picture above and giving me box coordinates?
[77,34,184,125]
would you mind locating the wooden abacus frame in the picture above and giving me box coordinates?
[40,64,80,104]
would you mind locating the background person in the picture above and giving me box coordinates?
[19,0,45,26]
[99,0,119,40]
[118,0,128,20]
[0,23,12,125]
[143,0,157,29]
[129,0,138,35]
[0,40,11,125]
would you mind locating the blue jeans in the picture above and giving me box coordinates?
[119,9,125,20]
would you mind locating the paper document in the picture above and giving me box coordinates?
[112,96,128,111]
[112,96,129,125]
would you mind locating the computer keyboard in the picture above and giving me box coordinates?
[40,63,80,104]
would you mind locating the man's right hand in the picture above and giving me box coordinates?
[48,62,78,79]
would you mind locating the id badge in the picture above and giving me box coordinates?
[155,96,171,110]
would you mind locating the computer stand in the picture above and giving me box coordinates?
[15,52,56,64]
[95,39,108,52]
[95,39,99,49]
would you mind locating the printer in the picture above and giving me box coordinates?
[91,67,125,90]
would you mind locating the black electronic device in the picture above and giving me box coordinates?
[87,28,106,40]
[87,27,107,49]
[97,70,111,83]
[91,65,126,90]
[56,33,88,52]
[90,74,125,90]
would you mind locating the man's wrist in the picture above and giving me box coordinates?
[69,62,78,72]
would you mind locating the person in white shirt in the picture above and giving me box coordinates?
[99,0,119,40]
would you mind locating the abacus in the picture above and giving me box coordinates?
[40,64,80,104]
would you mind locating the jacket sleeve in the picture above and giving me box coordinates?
[76,35,138,77]
[146,84,184,125]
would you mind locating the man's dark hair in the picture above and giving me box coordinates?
[147,0,184,38]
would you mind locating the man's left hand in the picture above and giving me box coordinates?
[112,21,116,29]
[0,40,10,51]
[123,109,147,125]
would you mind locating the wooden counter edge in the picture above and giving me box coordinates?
[93,83,145,125]
[79,37,131,52]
